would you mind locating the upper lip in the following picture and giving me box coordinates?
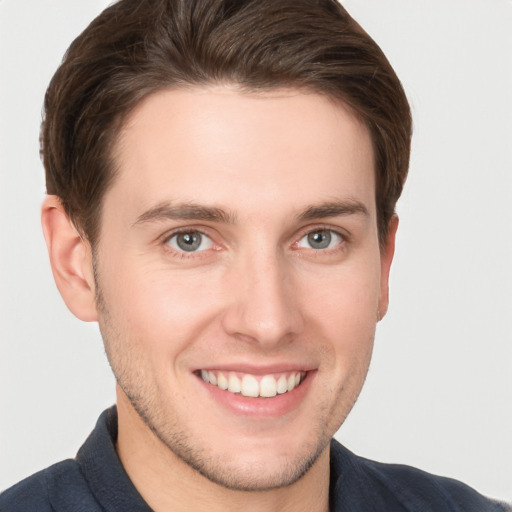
[194,363,316,375]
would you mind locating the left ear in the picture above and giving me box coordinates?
[378,214,399,321]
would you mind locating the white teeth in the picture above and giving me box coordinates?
[241,375,259,397]
[228,373,241,393]
[277,375,288,394]
[259,375,277,397]
[217,373,228,390]
[287,374,296,392]
[200,370,305,398]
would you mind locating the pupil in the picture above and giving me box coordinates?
[308,230,331,249]
[177,232,201,251]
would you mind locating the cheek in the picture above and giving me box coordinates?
[98,259,225,353]
[301,259,381,331]
[298,258,380,373]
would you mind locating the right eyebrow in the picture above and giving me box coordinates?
[132,201,236,227]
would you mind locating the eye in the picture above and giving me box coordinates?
[166,231,213,252]
[297,229,342,250]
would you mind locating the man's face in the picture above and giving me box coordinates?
[93,87,393,490]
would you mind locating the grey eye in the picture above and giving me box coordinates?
[298,229,342,250]
[167,231,213,252]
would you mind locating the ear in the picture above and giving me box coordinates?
[41,195,98,321]
[378,214,399,321]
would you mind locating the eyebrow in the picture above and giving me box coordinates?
[133,198,369,227]
[133,202,236,226]
[297,200,370,221]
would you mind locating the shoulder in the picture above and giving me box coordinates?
[330,440,511,512]
[0,463,55,512]
[0,459,102,512]
[360,457,509,512]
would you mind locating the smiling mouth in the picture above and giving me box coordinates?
[198,370,307,398]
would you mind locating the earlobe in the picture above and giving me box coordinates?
[378,214,399,321]
[41,195,98,322]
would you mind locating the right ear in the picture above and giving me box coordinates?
[41,195,98,321]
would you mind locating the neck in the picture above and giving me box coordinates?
[116,391,331,512]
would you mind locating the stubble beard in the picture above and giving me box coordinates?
[92,255,371,492]
[120,381,329,492]
[93,278,333,493]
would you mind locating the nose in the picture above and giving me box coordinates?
[221,248,304,348]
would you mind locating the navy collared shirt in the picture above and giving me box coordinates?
[1,407,509,511]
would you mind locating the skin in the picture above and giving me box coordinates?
[42,87,397,512]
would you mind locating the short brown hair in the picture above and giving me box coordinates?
[42,0,412,246]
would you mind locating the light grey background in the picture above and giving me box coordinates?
[1,0,511,502]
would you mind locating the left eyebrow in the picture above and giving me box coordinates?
[297,200,370,222]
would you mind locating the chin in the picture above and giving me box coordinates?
[171,439,327,492]
[131,395,330,492]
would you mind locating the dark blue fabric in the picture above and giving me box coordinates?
[1,407,509,511]
[0,408,151,512]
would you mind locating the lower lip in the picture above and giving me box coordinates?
[196,371,316,418]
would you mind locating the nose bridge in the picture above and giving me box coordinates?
[223,242,303,346]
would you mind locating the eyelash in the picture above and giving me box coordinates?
[161,229,217,259]
[293,226,347,253]
[161,225,348,258]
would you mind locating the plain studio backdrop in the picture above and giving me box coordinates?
[1,0,511,502]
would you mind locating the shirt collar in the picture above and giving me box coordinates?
[76,406,152,512]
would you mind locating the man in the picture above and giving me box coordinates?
[0,0,509,510]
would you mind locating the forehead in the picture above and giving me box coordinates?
[108,86,376,223]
